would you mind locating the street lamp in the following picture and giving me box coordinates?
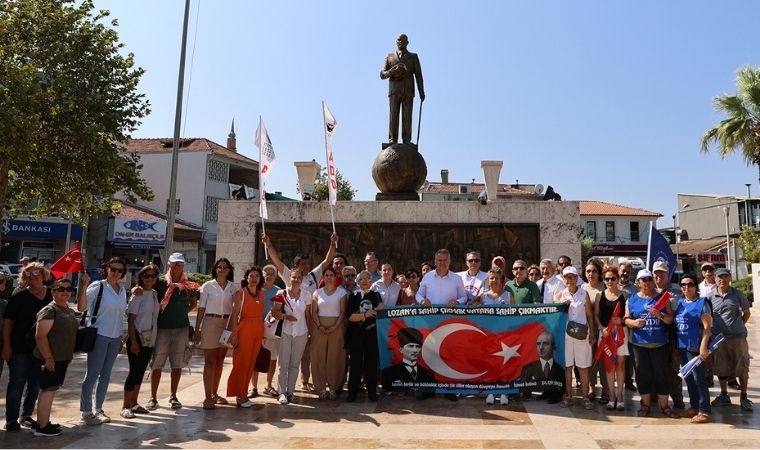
[746,183,752,227]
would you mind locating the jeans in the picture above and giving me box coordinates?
[278,333,308,395]
[80,334,121,413]
[4,353,41,424]
[679,348,711,414]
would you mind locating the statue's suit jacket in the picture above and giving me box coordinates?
[382,51,424,98]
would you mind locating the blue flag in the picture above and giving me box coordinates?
[646,222,676,278]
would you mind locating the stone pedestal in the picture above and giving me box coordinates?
[372,143,427,200]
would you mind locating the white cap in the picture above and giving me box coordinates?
[168,252,186,263]
[562,266,578,277]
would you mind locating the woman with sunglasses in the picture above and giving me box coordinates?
[196,258,236,409]
[80,257,129,426]
[226,267,265,408]
[3,262,52,432]
[583,259,608,404]
[397,268,421,306]
[31,278,79,436]
[121,265,160,419]
[674,274,713,423]
[527,265,542,284]
[624,269,679,418]
[594,266,628,411]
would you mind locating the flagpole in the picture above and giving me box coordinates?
[646,221,653,270]
[261,216,268,260]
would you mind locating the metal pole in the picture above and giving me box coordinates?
[673,214,679,270]
[745,183,751,227]
[724,205,731,275]
[164,0,191,268]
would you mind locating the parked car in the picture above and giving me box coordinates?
[0,263,22,288]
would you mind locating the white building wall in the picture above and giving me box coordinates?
[581,215,657,244]
[135,152,208,226]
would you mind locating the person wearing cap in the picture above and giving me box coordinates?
[624,269,679,418]
[554,266,595,410]
[698,263,718,299]
[652,260,685,410]
[142,252,198,411]
[708,267,753,412]
[381,327,435,395]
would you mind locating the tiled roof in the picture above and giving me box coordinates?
[579,201,662,217]
[125,138,258,166]
[114,203,204,232]
[421,183,539,196]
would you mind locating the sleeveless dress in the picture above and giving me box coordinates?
[226,287,265,398]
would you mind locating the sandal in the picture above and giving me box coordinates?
[660,406,680,418]
[169,397,182,409]
[606,400,616,410]
[637,403,650,417]
[583,398,594,410]
[214,395,229,405]
[560,395,572,408]
[202,399,216,410]
[263,386,279,397]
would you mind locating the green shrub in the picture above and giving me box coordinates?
[186,272,212,285]
[733,276,753,302]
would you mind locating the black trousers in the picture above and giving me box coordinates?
[124,339,153,390]
[632,344,669,396]
[348,332,378,397]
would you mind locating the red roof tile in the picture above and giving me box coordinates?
[579,201,661,217]
[125,138,258,166]
[421,183,538,196]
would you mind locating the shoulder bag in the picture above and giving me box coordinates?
[75,282,104,353]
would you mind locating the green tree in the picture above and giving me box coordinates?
[700,67,760,182]
[737,225,760,264]
[311,168,357,201]
[0,0,152,230]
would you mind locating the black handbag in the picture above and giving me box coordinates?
[75,282,103,353]
[254,346,271,373]
[566,320,589,340]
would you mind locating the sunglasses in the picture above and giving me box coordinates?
[512,267,526,271]
[604,277,618,281]
[467,259,480,263]
[702,268,714,272]
[54,287,73,292]
[109,267,127,274]
[142,274,158,279]
[529,272,541,277]
[24,269,42,276]
[680,282,696,287]
[408,274,418,278]
[638,277,653,282]
[344,273,356,278]
[557,261,569,266]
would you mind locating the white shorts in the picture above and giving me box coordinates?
[263,337,279,360]
[565,334,593,368]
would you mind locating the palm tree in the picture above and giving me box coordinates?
[701,67,760,184]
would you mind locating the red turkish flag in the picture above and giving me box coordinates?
[385,318,548,383]
[50,242,85,278]
[652,291,672,311]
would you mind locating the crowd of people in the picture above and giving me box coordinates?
[0,234,754,437]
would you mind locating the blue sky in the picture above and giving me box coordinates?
[98,0,760,225]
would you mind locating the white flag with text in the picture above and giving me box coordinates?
[323,102,338,206]
[255,117,275,219]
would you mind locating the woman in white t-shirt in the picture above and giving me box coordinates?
[121,264,160,419]
[272,270,311,405]
[310,267,347,400]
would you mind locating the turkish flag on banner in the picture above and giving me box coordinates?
[385,318,547,383]
[50,241,85,278]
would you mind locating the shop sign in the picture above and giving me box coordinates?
[111,218,167,245]
[2,219,83,240]
[697,252,726,264]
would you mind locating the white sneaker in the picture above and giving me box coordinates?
[485,394,495,405]
[278,394,289,405]
[499,394,509,405]
[81,413,104,426]
[120,408,135,419]
[95,409,111,423]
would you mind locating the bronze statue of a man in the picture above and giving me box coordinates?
[380,34,425,144]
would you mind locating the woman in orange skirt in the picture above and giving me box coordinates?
[226,267,265,408]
